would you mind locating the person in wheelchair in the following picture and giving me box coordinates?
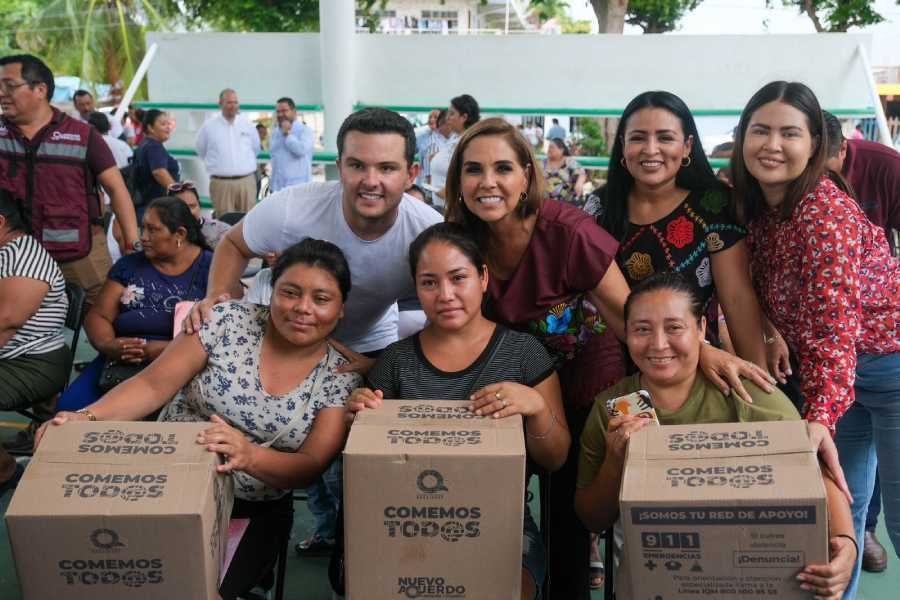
[574,272,856,600]
[346,223,570,599]
[38,239,361,599]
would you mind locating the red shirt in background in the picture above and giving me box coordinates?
[842,139,900,237]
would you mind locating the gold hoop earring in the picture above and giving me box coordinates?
[518,192,527,204]
[620,157,626,168]
[177,240,182,248]
[681,156,692,167]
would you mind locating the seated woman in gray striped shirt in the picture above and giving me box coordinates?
[346,222,571,600]
[0,190,70,496]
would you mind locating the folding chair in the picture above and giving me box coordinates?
[15,282,85,423]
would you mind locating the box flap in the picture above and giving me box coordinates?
[627,421,813,462]
[345,400,525,456]
[34,421,214,466]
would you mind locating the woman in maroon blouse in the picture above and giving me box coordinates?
[732,80,900,598]
[444,117,776,599]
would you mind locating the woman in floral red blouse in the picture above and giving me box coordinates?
[733,80,900,600]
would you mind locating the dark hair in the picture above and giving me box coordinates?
[450,94,480,129]
[732,81,847,223]
[444,118,546,248]
[549,137,569,156]
[408,222,485,278]
[276,97,296,109]
[142,109,165,130]
[0,189,27,232]
[146,197,210,252]
[87,111,110,134]
[133,108,146,123]
[73,89,92,101]
[600,91,726,241]
[0,54,55,100]
[336,107,416,166]
[552,118,559,125]
[822,111,844,159]
[406,183,427,200]
[624,271,703,325]
[437,109,448,127]
[271,238,352,302]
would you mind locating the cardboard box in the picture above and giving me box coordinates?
[620,420,829,599]
[5,421,234,600]
[344,400,526,599]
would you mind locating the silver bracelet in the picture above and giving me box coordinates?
[526,409,559,439]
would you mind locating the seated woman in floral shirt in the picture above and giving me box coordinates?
[40,238,362,600]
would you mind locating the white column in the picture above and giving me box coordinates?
[857,43,892,147]
[319,0,356,156]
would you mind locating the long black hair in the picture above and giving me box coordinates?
[146,196,211,252]
[599,91,725,241]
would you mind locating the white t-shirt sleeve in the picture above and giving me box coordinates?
[242,191,291,255]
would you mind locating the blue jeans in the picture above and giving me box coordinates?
[305,458,342,541]
[834,353,900,599]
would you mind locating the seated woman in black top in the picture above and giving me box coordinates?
[347,222,570,600]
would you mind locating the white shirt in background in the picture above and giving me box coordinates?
[103,133,133,168]
[195,113,261,177]
[241,181,442,353]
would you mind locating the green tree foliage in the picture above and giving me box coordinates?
[4,0,178,98]
[627,0,702,33]
[770,0,898,32]
[530,0,570,25]
[178,0,319,32]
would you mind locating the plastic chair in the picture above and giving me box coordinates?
[15,282,85,423]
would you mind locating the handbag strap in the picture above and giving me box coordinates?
[259,345,330,448]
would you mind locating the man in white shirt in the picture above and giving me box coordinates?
[72,89,124,140]
[269,96,315,192]
[195,88,261,216]
[185,107,442,353]
[185,108,442,554]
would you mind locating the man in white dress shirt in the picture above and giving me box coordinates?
[195,88,261,216]
[73,89,124,140]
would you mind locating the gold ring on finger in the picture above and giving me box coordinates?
[501,399,508,408]
[495,391,502,401]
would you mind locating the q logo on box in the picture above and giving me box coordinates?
[417,469,448,494]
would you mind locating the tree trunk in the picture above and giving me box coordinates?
[801,0,826,32]
[590,0,629,33]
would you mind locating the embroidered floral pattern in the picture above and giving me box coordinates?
[529,296,607,363]
[616,188,746,314]
[695,256,711,288]
[624,252,654,281]
[747,177,900,432]
[706,232,725,252]
[666,216,695,248]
